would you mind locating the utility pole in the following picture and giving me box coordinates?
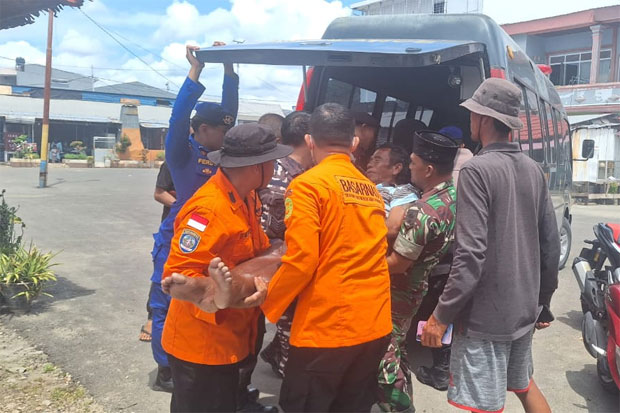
[39,9,54,188]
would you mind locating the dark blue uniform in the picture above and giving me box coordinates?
[149,74,238,368]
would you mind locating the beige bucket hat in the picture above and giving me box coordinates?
[460,78,524,130]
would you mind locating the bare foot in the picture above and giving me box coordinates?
[162,273,218,313]
[208,257,233,309]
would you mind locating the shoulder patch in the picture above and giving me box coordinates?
[179,229,201,254]
[285,197,294,220]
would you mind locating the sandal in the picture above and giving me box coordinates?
[139,323,152,342]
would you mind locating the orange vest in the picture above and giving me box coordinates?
[162,170,269,365]
[262,154,392,348]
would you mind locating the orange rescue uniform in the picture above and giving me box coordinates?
[262,153,392,348]
[162,169,269,365]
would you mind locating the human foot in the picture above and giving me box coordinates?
[208,257,233,309]
[163,273,218,313]
[138,319,152,342]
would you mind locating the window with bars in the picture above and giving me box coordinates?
[549,49,611,86]
[433,1,446,14]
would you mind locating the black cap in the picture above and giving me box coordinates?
[412,130,458,164]
[352,111,380,128]
[194,102,235,127]
[207,123,293,167]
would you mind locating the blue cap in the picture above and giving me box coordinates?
[438,126,463,141]
[194,102,235,127]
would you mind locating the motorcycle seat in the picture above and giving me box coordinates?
[607,223,620,246]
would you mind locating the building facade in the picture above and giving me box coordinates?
[350,0,483,15]
[502,6,620,190]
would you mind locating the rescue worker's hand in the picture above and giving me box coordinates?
[535,322,551,330]
[421,314,448,348]
[212,41,235,76]
[186,45,204,82]
[240,276,268,307]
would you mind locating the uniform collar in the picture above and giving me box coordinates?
[477,142,521,155]
[421,179,453,200]
[189,135,209,152]
[319,153,352,165]
[211,169,244,211]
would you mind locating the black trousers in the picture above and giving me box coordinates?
[168,354,239,413]
[237,312,266,404]
[279,335,390,413]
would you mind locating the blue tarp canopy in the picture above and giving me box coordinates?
[196,39,485,67]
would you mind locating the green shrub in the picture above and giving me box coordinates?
[156,151,165,161]
[609,182,618,194]
[64,153,88,160]
[115,135,132,154]
[0,243,58,303]
[0,190,24,256]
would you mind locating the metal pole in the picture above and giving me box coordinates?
[39,9,54,188]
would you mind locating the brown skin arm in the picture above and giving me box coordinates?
[154,187,176,208]
[161,240,285,312]
[386,250,413,274]
[385,205,407,246]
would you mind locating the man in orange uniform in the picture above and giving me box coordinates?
[161,123,291,413]
[262,103,392,412]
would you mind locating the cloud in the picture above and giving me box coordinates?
[0,41,46,65]
[0,0,352,107]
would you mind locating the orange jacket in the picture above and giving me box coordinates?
[262,154,392,348]
[162,170,269,365]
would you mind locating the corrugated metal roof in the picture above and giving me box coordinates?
[0,94,284,124]
[568,114,613,125]
[94,81,177,99]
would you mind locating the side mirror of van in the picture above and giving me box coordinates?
[581,139,595,159]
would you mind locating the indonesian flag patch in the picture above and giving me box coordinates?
[187,213,209,232]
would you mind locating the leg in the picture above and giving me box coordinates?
[237,313,277,412]
[163,251,284,312]
[140,284,155,342]
[280,345,351,412]
[447,334,508,413]
[377,271,427,412]
[332,335,390,413]
[150,281,173,391]
[508,330,550,413]
[261,301,295,378]
[169,354,238,413]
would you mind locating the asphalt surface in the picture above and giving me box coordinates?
[0,165,619,412]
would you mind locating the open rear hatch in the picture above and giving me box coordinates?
[196,39,486,68]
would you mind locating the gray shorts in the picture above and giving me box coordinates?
[447,329,534,413]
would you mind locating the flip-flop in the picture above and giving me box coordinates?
[139,325,152,342]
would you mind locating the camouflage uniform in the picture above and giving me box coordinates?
[378,180,457,412]
[257,156,304,377]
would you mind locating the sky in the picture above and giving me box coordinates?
[0,0,618,107]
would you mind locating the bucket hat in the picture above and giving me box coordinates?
[207,123,292,167]
[460,78,524,130]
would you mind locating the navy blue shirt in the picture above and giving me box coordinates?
[151,74,238,282]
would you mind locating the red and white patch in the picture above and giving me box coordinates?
[187,213,209,232]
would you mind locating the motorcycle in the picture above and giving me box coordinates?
[572,222,620,393]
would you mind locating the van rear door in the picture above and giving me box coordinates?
[196,39,486,68]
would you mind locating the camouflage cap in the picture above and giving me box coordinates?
[412,130,458,164]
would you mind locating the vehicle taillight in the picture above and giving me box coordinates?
[490,67,506,79]
[616,344,620,377]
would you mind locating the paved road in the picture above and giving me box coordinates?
[0,166,619,412]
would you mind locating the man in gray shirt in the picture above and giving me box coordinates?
[421,78,559,413]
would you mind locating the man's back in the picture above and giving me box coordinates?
[438,142,560,341]
[263,154,392,348]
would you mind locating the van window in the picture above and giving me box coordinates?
[542,102,556,165]
[515,83,531,155]
[323,78,378,113]
[413,106,434,127]
[379,96,409,145]
[523,88,544,163]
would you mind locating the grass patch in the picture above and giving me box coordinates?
[51,385,86,405]
[43,363,55,373]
